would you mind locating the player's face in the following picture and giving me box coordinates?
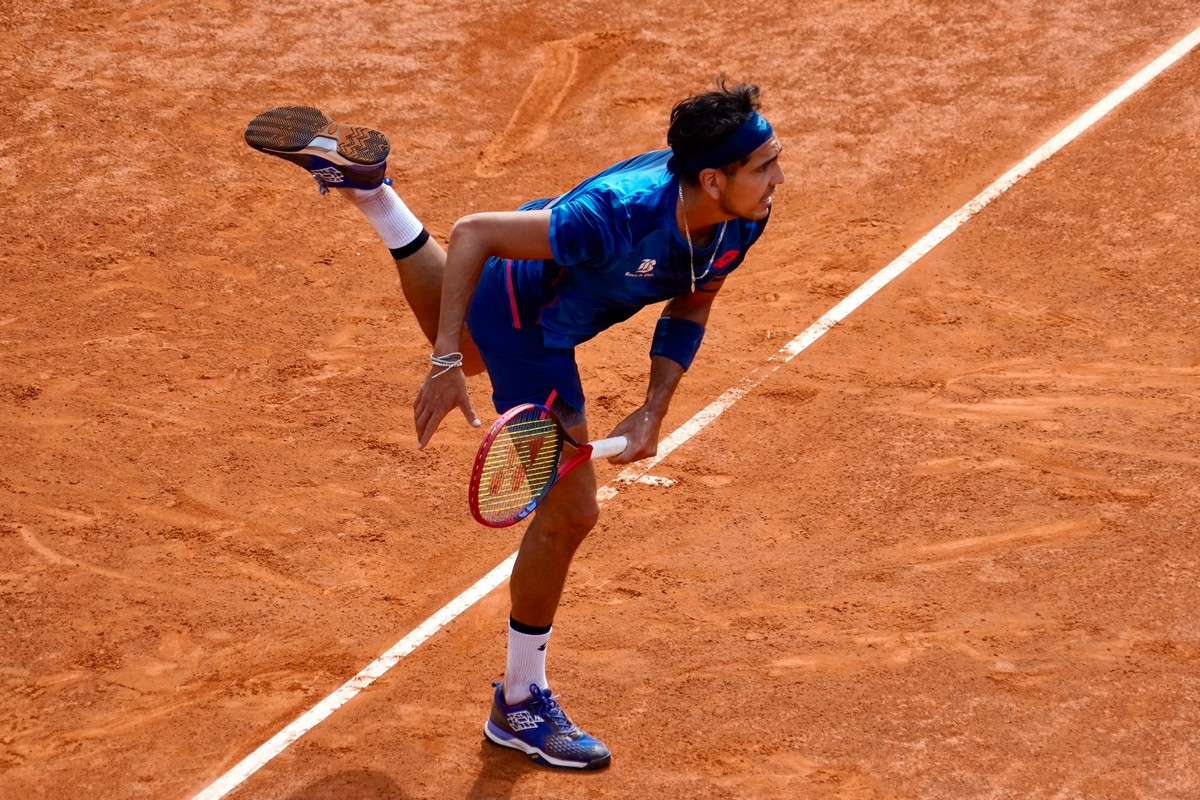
[718,135,784,220]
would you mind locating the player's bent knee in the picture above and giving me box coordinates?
[562,502,600,536]
[536,495,600,537]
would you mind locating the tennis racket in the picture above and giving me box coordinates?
[468,403,628,527]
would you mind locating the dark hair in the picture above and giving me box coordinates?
[667,78,763,180]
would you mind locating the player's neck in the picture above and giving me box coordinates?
[677,183,725,246]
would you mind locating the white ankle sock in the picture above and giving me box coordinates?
[336,183,425,250]
[503,624,551,705]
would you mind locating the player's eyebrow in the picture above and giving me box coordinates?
[756,151,782,170]
[752,139,783,169]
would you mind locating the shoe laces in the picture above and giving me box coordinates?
[312,175,391,195]
[528,686,576,734]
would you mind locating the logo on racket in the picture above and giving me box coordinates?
[487,435,548,496]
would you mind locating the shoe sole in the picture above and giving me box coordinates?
[483,720,612,770]
[244,106,389,166]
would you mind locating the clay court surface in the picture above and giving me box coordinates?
[3,1,1199,798]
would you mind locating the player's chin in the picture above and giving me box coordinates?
[726,194,774,221]
[741,198,773,220]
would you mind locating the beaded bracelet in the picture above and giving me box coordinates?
[429,351,464,378]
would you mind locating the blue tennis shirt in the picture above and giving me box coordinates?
[500,149,770,349]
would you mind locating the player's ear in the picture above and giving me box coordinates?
[698,167,724,199]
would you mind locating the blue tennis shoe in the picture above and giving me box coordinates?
[245,106,390,192]
[484,683,612,770]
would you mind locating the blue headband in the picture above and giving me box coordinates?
[677,111,775,173]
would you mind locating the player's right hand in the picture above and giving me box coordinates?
[607,403,663,464]
[413,366,480,449]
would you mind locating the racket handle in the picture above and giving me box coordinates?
[588,435,628,460]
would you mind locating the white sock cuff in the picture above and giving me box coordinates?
[504,625,552,705]
[336,184,425,251]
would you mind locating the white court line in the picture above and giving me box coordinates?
[193,24,1200,800]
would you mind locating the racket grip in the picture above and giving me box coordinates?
[588,435,629,460]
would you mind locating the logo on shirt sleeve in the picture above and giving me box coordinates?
[712,249,740,270]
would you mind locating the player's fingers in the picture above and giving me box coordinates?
[412,387,443,449]
[416,408,442,450]
[610,448,636,465]
[417,425,433,449]
[615,436,654,464]
[460,398,481,428]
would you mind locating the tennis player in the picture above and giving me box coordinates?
[245,80,783,769]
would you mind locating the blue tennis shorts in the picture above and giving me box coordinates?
[466,255,585,423]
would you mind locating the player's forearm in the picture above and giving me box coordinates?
[643,355,686,419]
[611,355,684,459]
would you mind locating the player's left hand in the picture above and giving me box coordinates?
[413,366,480,449]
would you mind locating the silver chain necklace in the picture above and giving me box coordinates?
[678,184,727,293]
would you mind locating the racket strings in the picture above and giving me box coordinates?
[475,416,562,524]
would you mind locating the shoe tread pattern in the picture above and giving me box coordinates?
[335,124,389,165]
[244,106,332,153]
[245,106,389,166]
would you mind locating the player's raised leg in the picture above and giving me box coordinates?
[244,106,483,373]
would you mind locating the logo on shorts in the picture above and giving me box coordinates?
[625,259,656,278]
[310,166,346,184]
[506,711,544,732]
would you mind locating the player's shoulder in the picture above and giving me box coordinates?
[591,148,672,180]
[569,150,673,204]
